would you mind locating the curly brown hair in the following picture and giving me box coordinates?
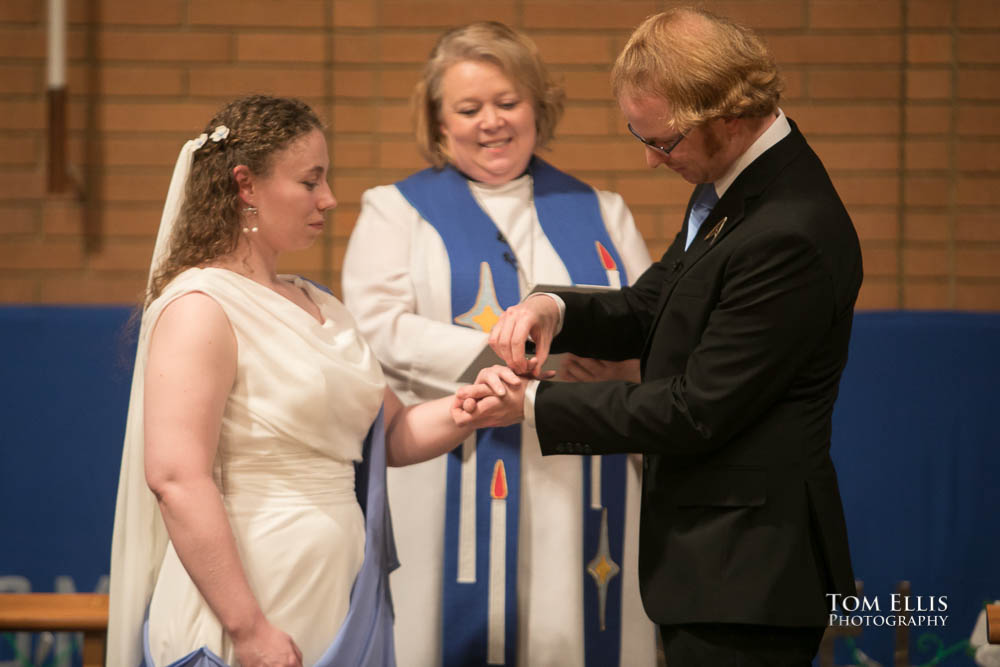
[147,95,323,304]
[611,7,783,133]
[413,21,565,168]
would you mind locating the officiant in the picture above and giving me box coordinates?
[341,20,655,667]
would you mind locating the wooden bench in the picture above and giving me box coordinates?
[0,593,107,667]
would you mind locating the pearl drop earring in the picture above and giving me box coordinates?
[242,206,259,233]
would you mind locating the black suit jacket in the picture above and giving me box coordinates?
[535,120,861,627]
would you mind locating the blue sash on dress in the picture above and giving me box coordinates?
[395,158,628,667]
[142,409,397,667]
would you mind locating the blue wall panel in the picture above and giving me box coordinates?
[1,307,997,666]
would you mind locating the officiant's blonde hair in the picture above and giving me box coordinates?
[413,21,565,169]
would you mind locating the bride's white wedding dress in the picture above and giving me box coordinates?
[108,267,386,667]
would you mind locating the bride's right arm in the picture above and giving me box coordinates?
[143,292,303,667]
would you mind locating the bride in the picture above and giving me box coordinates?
[106,95,490,667]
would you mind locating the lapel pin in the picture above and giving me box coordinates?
[706,216,728,245]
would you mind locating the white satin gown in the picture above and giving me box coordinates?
[107,267,386,667]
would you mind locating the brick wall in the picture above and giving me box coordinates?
[1,0,997,309]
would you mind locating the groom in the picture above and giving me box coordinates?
[456,7,862,666]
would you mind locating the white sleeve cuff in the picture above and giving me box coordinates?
[529,293,565,336]
[524,379,540,429]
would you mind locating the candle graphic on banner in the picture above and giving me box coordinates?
[590,456,602,509]
[457,434,477,583]
[487,459,508,665]
[595,241,621,288]
[590,241,620,511]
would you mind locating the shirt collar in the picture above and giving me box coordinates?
[713,108,791,198]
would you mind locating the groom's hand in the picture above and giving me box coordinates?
[489,295,560,377]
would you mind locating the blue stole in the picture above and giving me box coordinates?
[142,409,397,667]
[395,158,629,667]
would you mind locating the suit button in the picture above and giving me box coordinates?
[583,445,592,454]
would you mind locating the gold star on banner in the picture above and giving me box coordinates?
[588,554,615,586]
[472,304,500,333]
[586,507,621,631]
[454,262,504,334]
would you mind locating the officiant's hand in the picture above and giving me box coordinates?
[557,355,641,383]
[489,294,560,377]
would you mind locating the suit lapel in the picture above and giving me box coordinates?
[639,121,811,366]
[638,195,743,366]
[682,193,745,264]
[685,120,809,258]
[639,234,685,376]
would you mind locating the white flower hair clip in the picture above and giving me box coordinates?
[210,125,230,143]
[192,125,230,152]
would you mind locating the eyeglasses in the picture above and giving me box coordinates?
[626,122,688,157]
